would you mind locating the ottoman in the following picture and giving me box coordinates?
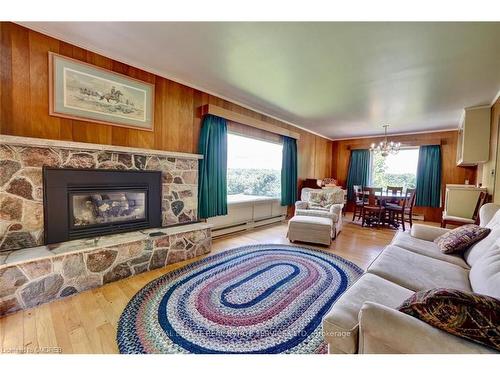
[287,215,334,246]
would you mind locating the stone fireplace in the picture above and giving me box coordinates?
[43,168,162,244]
[0,135,201,253]
[0,135,212,317]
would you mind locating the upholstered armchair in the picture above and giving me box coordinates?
[295,187,345,236]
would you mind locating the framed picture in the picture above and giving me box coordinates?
[49,52,154,131]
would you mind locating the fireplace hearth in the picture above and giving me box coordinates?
[43,168,162,244]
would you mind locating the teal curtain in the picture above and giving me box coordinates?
[198,115,228,219]
[281,136,298,206]
[346,149,370,201]
[416,145,442,207]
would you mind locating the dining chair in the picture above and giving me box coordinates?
[441,191,488,228]
[386,188,416,231]
[361,187,385,228]
[386,186,403,205]
[352,185,365,221]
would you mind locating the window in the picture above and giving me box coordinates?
[227,133,282,200]
[370,148,419,189]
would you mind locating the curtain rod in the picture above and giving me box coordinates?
[346,140,443,150]
[199,104,300,140]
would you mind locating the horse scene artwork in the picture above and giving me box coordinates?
[49,53,154,130]
[65,70,146,122]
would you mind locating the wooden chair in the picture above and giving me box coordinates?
[386,186,403,205]
[361,187,385,228]
[386,186,403,194]
[386,188,416,231]
[352,185,365,221]
[441,191,488,228]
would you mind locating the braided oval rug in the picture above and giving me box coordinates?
[117,244,363,354]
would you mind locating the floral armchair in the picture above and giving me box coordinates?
[295,187,345,236]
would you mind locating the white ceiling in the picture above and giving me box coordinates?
[20,22,500,139]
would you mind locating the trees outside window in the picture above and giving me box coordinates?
[371,148,418,189]
[227,133,282,198]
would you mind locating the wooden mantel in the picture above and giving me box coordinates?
[200,104,301,140]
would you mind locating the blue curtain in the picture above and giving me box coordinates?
[281,136,298,206]
[198,115,228,219]
[346,149,370,201]
[415,145,442,208]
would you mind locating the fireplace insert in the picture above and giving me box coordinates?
[43,168,162,245]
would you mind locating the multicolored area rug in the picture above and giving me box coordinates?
[117,244,363,354]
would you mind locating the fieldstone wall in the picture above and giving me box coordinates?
[0,142,199,252]
[0,227,211,317]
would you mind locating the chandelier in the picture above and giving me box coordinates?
[370,125,401,157]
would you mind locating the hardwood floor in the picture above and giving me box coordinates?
[0,218,408,354]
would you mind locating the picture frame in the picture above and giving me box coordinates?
[48,52,155,131]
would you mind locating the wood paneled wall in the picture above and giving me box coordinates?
[331,131,477,222]
[0,22,333,186]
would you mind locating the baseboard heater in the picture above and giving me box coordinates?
[208,197,287,238]
[210,214,286,238]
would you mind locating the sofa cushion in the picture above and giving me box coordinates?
[464,229,500,269]
[367,246,472,292]
[391,232,469,269]
[469,241,500,299]
[484,205,500,230]
[398,288,500,352]
[410,224,450,242]
[465,207,500,267]
[322,273,413,354]
[434,225,491,254]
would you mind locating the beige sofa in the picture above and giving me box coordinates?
[322,203,500,354]
[295,187,344,237]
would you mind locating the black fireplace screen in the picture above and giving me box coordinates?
[43,168,162,244]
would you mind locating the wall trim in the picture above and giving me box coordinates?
[330,127,458,141]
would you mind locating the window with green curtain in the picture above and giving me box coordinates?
[346,149,370,201]
[415,145,442,207]
[198,114,228,219]
[281,136,298,206]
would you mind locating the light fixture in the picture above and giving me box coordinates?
[369,125,401,157]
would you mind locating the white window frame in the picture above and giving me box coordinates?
[226,131,283,203]
[369,146,419,187]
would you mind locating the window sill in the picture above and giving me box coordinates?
[227,195,281,205]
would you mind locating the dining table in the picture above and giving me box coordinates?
[374,191,406,200]
[363,189,408,228]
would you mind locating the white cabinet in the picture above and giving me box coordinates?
[444,184,487,219]
[456,106,491,166]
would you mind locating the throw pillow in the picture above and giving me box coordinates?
[322,187,345,204]
[308,190,334,209]
[434,224,491,254]
[398,288,500,352]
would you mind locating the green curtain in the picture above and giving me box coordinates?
[198,114,228,219]
[281,136,298,206]
[415,145,442,207]
[346,149,370,201]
